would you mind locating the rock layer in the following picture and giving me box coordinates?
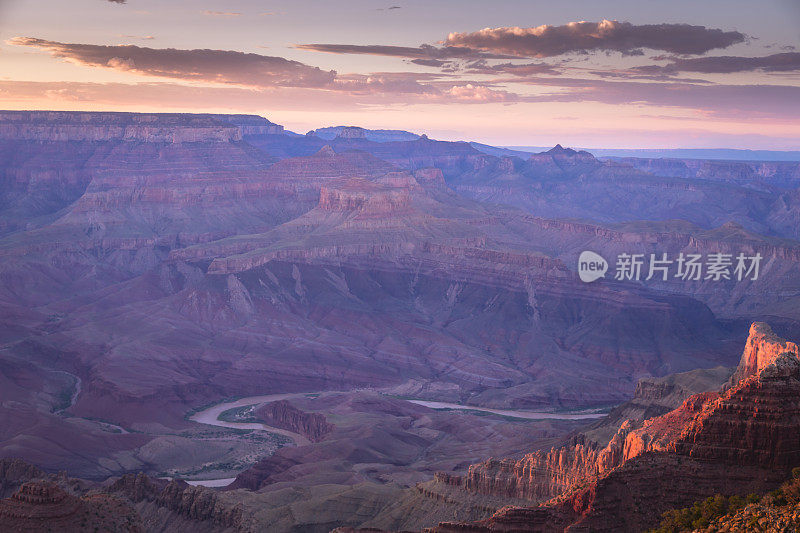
[433,323,800,531]
[255,400,334,443]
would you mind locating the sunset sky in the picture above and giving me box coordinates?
[1,0,799,148]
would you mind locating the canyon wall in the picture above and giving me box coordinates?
[432,323,800,531]
[255,400,334,443]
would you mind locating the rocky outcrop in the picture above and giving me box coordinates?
[0,458,47,497]
[701,502,800,532]
[310,126,420,142]
[255,400,334,443]
[109,472,243,529]
[460,424,634,502]
[0,479,143,532]
[427,366,730,503]
[0,110,249,143]
[434,323,800,531]
[108,471,164,502]
[156,480,243,526]
[729,322,800,384]
[318,178,413,213]
[265,146,396,180]
[336,126,368,139]
[617,157,800,189]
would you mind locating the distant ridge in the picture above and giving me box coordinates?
[308,125,420,142]
[505,145,800,161]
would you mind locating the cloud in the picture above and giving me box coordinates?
[330,72,513,103]
[411,58,449,67]
[295,43,515,60]
[633,52,800,74]
[0,80,364,112]
[106,0,125,3]
[202,11,241,17]
[441,83,517,102]
[334,72,440,95]
[510,76,800,118]
[464,60,561,76]
[0,78,517,109]
[3,38,511,105]
[119,34,155,41]
[8,37,336,89]
[444,20,746,58]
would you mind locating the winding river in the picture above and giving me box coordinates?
[184,392,607,487]
[189,393,312,446]
[405,399,607,420]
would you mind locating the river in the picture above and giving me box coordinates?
[184,392,607,487]
[406,399,607,420]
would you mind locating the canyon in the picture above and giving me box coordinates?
[0,111,799,531]
[430,322,800,531]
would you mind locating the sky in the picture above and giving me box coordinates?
[0,0,799,149]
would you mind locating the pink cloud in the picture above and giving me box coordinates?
[445,20,746,57]
[8,37,336,89]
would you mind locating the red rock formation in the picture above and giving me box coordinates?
[434,323,800,531]
[255,400,334,443]
[730,322,800,383]
[318,177,413,213]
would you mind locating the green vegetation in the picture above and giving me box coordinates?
[218,404,258,423]
[51,387,74,413]
[650,493,760,532]
[651,468,800,532]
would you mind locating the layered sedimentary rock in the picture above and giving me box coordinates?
[0,458,47,497]
[0,110,284,142]
[0,110,246,143]
[255,400,334,443]
[108,472,244,528]
[617,157,800,190]
[729,321,800,384]
[0,479,143,532]
[1,110,798,491]
[318,177,413,213]
[432,323,800,531]
[310,126,420,142]
[336,126,368,139]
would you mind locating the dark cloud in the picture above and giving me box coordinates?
[633,52,800,74]
[8,37,336,89]
[411,58,449,67]
[106,0,125,3]
[295,43,515,60]
[445,20,746,58]
[464,61,561,76]
[588,69,713,83]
